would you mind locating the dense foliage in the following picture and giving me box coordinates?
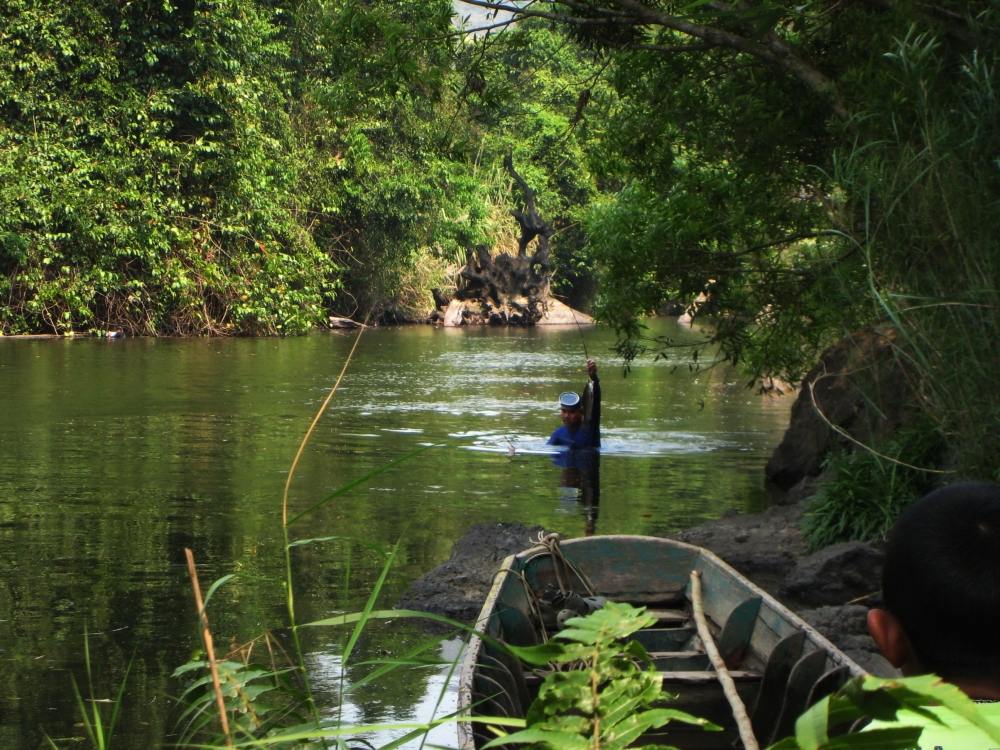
[0,0,493,333]
[0,0,614,334]
[1,0,333,334]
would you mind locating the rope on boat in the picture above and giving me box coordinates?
[534,532,597,596]
[690,570,760,750]
[503,565,554,641]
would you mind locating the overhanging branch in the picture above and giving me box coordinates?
[456,0,847,116]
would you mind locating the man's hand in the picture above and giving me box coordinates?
[586,358,598,380]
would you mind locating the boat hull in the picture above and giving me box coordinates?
[458,535,865,749]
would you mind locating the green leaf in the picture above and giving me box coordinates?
[203,573,235,607]
[794,694,832,748]
[505,641,568,666]
[482,726,590,749]
[809,727,923,749]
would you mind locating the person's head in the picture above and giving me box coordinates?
[559,391,583,428]
[867,481,1000,684]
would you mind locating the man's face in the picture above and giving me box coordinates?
[560,407,583,428]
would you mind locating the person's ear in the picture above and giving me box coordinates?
[867,607,912,669]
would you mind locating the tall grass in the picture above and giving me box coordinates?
[44,628,133,750]
[831,25,1000,482]
[167,323,486,748]
[804,24,999,544]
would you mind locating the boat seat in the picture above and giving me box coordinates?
[645,607,689,626]
[649,650,710,670]
[646,668,764,749]
[660,669,761,684]
[633,625,697,652]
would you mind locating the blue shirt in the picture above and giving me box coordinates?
[548,424,597,449]
[548,379,601,449]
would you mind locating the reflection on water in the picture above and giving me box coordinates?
[0,321,791,748]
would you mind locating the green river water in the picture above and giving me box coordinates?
[0,321,792,748]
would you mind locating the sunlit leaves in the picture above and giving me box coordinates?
[769,674,1000,749]
[486,602,718,749]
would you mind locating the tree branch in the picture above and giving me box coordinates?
[610,0,846,115]
[457,0,646,27]
[638,42,718,54]
[457,0,847,116]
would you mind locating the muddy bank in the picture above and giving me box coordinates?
[398,521,546,624]
[399,513,894,676]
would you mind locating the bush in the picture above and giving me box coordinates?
[803,423,947,550]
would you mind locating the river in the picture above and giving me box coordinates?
[0,320,791,748]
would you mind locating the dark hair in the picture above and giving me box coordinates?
[882,481,1000,678]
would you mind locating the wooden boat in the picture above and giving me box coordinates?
[458,534,865,749]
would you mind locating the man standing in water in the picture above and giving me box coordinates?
[548,358,600,449]
[548,359,601,534]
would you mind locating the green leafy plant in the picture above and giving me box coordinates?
[172,633,311,747]
[803,423,946,550]
[770,674,1000,750]
[485,602,719,749]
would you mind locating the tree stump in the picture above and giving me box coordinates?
[439,156,554,326]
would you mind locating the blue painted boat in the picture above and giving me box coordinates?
[458,535,865,749]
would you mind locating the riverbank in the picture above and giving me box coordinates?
[400,510,894,676]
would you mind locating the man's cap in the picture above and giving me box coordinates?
[559,392,582,409]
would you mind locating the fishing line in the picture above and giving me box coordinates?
[553,292,589,361]
[570,306,589,361]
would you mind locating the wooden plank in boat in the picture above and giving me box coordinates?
[645,607,688,625]
[718,595,762,667]
[649,651,710,671]
[808,666,851,709]
[769,648,830,744]
[661,669,760,684]
[634,626,696,651]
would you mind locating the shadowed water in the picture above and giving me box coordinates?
[0,321,791,748]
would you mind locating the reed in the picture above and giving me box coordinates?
[168,319,483,748]
[44,628,133,750]
[805,23,1000,538]
[834,27,1000,481]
